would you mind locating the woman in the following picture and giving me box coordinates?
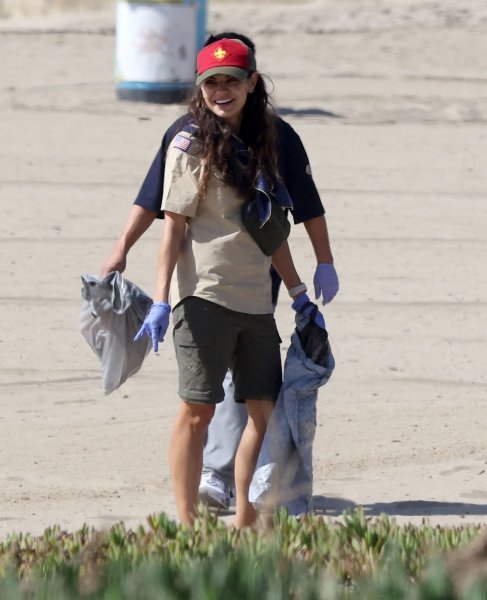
[136,37,324,528]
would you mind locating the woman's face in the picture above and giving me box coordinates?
[200,73,258,131]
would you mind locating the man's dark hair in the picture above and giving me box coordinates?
[204,32,256,54]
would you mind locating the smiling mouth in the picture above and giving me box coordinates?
[215,99,233,105]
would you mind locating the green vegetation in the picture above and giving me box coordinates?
[0,508,485,599]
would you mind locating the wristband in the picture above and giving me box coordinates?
[288,282,307,299]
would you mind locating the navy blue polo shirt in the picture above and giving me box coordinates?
[134,114,325,223]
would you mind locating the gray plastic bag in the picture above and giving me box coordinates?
[80,272,152,395]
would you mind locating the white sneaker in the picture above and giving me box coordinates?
[198,472,230,509]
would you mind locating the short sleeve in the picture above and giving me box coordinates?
[277,119,325,224]
[161,142,200,217]
[133,147,165,214]
[133,114,194,217]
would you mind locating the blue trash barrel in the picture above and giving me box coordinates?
[115,0,207,103]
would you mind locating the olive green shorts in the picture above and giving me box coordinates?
[172,297,282,404]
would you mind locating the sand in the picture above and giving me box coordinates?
[1,0,486,538]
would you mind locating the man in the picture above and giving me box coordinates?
[101,32,339,510]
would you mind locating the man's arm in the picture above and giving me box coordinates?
[276,119,339,304]
[100,205,157,277]
[303,215,334,264]
[100,115,193,277]
[304,214,339,304]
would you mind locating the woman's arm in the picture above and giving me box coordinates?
[272,240,326,327]
[153,211,187,303]
[271,241,303,294]
[134,211,187,351]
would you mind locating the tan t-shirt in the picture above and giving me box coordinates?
[162,131,273,314]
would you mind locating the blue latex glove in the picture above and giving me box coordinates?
[313,263,339,305]
[134,302,171,352]
[292,293,326,329]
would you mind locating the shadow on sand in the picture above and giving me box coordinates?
[277,107,344,119]
[312,496,487,518]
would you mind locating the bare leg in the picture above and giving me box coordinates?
[168,400,215,526]
[201,370,247,490]
[234,399,275,528]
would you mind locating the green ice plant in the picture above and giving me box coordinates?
[0,508,484,598]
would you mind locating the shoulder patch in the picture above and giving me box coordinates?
[173,133,193,153]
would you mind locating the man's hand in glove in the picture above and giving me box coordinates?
[313,263,339,305]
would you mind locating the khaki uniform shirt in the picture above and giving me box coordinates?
[161,132,273,314]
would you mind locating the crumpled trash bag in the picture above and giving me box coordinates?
[249,310,335,515]
[80,272,152,394]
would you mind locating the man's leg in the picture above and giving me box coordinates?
[199,370,247,506]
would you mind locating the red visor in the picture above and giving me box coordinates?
[196,39,256,85]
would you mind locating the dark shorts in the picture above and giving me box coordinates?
[172,297,282,404]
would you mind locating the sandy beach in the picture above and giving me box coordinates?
[1,0,486,538]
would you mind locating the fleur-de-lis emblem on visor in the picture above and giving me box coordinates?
[213,47,228,61]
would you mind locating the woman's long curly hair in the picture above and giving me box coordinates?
[188,73,279,201]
